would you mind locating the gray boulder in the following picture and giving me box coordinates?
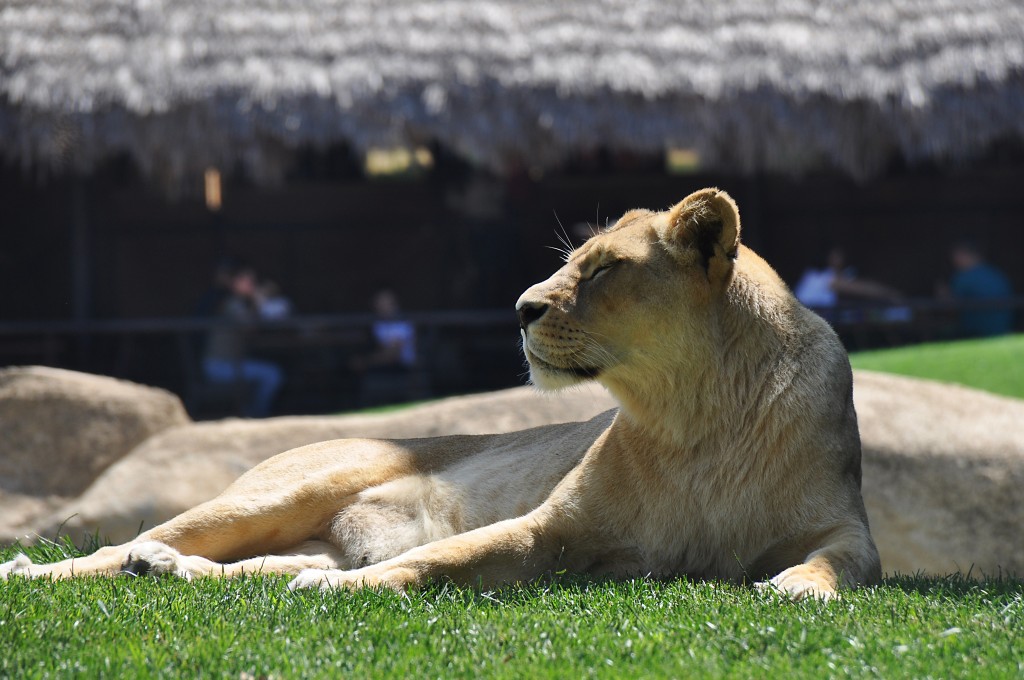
[0,366,190,498]
[856,371,1024,578]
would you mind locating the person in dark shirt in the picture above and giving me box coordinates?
[193,257,237,320]
[203,265,283,417]
[946,240,1013,337]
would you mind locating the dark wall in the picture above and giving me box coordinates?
[93,179,462,318]
[0,170,76,319]
[751,168,1024,298]
[2,158,1022,323]
[512,168,1024,300]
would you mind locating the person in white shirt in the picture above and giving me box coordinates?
[795,248,902,310]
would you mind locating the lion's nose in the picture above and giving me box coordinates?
[516,301,549,330]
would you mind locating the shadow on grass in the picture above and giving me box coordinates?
[881,571,1024,598]
[7,536,1022,603]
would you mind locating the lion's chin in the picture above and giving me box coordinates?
[525,352,601,392]
[529,367,589,391]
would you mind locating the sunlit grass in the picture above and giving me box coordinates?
[5,339,1023,676]
[850,334,1024,400]
[2,541,1022,678]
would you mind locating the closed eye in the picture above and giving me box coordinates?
[588,260,619,281]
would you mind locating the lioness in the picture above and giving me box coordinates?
[1,188,880,599]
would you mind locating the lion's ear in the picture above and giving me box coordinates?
[664,188,741,281]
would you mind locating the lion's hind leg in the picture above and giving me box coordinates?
[0,493,344,582]
[2,441,441,583]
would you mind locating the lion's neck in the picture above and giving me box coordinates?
[603,277,796,453]
[605,376,734,453]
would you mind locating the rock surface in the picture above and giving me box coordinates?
[855,371,1024,578]
[0,366,190,498]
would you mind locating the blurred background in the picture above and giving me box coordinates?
[1,0,1022,419]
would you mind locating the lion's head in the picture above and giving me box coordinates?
[517,188,783,405]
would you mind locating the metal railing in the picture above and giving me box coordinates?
[0,299,1018,416]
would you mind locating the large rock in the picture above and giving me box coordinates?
[0,366,190,498]
[5,371,1023,579]
[856,371,1024,578]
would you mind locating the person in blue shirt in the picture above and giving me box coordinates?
[351,290,417,372]
[947,240,1014,337]
[349,290,420,407]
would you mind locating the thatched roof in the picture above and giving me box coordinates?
[2,0,1023,184]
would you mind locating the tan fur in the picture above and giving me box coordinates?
[1,188,880,600]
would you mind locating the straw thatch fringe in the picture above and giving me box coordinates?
[2,0,1023,185]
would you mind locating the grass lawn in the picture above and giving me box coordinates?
[4,336,1023,676]
[850,333,1024,400]
[3,542,1022,678]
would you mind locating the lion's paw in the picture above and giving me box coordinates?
[289,566,413,592]
[0,554,34,580]
[757,566,837,602]
[122,541,194,580]
[288,568,353,591]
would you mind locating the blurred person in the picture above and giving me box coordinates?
[193,255,240,318]
[940,240,1013,337]
[351,289,416,373]
[256,279,293,320]
[203,264,283,417]
[795,247,902,309]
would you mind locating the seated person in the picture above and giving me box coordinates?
[256,279,293,321]
[203,265,283,417]
[795,248,903,322]
[945,240,1014,337]
[351,290,416,373]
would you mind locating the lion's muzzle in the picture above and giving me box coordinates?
[516,300,549,331]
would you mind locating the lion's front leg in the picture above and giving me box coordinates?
[759,524,881,601]
[290,512,567,592]
[0,542,201,580]
[119,540,348,579]
[2,539,350,582]
[1,544,133,580]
